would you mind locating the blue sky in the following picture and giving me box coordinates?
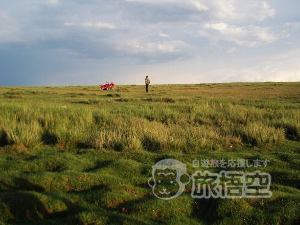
[0,0,300,86]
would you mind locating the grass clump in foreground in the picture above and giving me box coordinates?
[0,82,299,224]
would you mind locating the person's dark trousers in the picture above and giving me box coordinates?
[146,84,149,93]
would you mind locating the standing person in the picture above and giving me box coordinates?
[145,76,150,93]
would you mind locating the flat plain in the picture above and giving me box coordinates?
[0,82,299,224]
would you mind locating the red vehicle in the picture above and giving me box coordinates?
[100,82,115,90]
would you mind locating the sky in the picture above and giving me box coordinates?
[0,0,300,86]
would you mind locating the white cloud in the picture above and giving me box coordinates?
[124,0,276,25]
[200,23,276,47]
[159,33,169,38]
[262,2,276,17]
[0,12,22,43]
[211,0,239,20]
[125,39,187,54]
[64,22,116,29]
[125,0,150,2]
[202,48,300,83]
[285,22,300,29]
[204,0,276,22]
[227,48,237,54]
[80,22,116,29]
[128,40,177,53]
[261,1,275,17]
[249,1,276,21]
[46,0,59,4]
[125,0,181,3]
[269,49,300,62]
[64,22,74,26]
[190,1,209,11]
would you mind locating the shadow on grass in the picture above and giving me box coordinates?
[0,178,151,224]
[192,198,221,224]
[142,136,161,152]
[75,141,94,149]
[0,128,9,147]
[283,124,300,141]
[110,194,163,224]
[84,160,113,172]
[256,196,300,224]
[0,178,83,223]
[271,171,300,189]
[41,130,58,145]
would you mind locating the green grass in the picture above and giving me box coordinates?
[0,82,299,224]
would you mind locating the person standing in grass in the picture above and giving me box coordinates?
[145,76,150,93]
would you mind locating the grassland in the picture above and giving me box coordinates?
[0,82,299,224]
